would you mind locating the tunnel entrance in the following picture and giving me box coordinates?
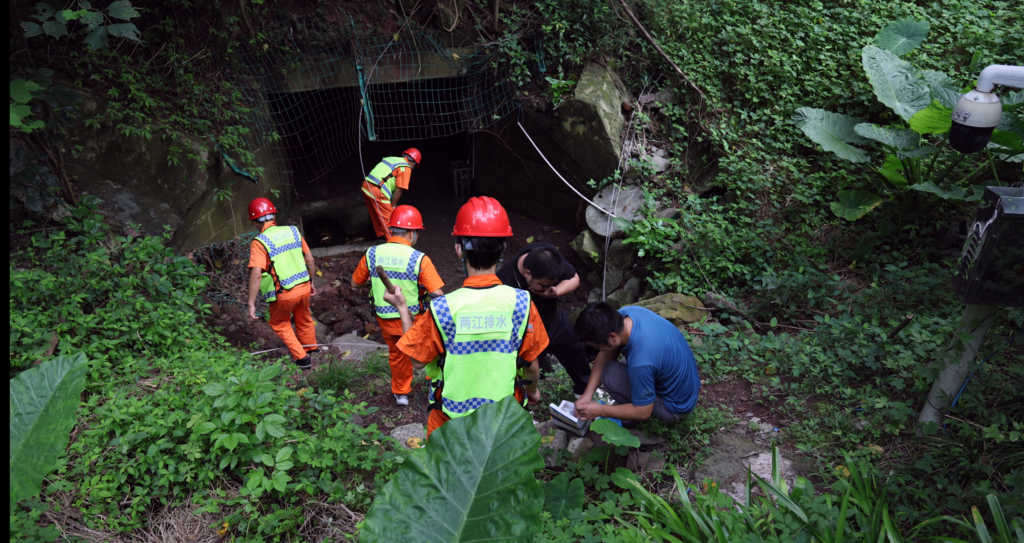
[304,217,348,249]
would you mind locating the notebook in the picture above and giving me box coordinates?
[549,400,591,437]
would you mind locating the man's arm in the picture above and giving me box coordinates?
[552,272,580,297]
[304,251,317,296]
[391,187,404,207]
[247,267,262,320]
[583,401,654,421]
[381,286,426,368]
[523,358,541,403]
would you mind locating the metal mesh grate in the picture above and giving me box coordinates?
[227,23,513,186]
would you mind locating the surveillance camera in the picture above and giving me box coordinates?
[949,64,1024,154]
[950,90,1002,154]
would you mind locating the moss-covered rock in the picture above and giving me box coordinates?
[627,293,709,325]
[552,63,631,185]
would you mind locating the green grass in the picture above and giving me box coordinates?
[307,350,392,393]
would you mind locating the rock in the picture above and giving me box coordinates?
[252,321,277,341]
[627,429,664,446]
[586,185,644,238]
[222,303,245,322]
[355,306,374,323]
[703,291,729,310]
[656,207,681,220]
[757,422,773,433]
[314,321,328,343]
[434,0,465,32]
[622,277,641,299]
[552,63,633,186]
[369,377,390,390]
[538,427,570,468]
[571,230,604,272]
[202,296,222,318]
[648,147,671,173]
[349,414,365,427]
[607,287,636,308]
[317,309,346,324]
[638,89,677,108]
[588,289,602,304]
[750,417,761,424]
[364,322,379,335]
[586,272,602,288]
[626,450,666,473]
[604,239,636,288]
[630,293,709,325]
[331,333,386,360]
[313,274,329,290]
[677,326,703,347]
[390,423,426,450]
[568,437,594,462]
[332,319,353,335]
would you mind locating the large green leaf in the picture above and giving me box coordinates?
[909,100,953,135]
[831,191,884,221]
[590,419,641,448]
[877,154,908,188]
[854,123,919,150]
[10,354,88,513]
[909,181,976,202]
[922,70,962,109]
[862,45,932,122]
[872,18,929,56]
[361,396,544,543]
[542,473,585,521]
[792,107,870,163]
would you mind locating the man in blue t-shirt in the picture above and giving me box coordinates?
[572,302,700,423]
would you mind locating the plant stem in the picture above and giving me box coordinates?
[922,134,949,181]
[930,153,966,188]
[985,148,1000,184]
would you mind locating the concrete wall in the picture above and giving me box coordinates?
[474,108,596,230]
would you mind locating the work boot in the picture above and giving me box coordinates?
[295,356,312,370]
[395,394,409,406]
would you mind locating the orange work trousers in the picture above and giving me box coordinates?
[379,318,412,396]
[268,288,316,360]
[361,183,393,240]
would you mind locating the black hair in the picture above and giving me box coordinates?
[573,302,625,345]
[458,236,507,270]
[523,246,565,281]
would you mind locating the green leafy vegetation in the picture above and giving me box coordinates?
[9,354,88,514]
[8,0,1024,540]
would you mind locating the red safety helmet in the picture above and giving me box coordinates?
[387,205,425,230]
[403,148,422,165]
[248,197,277,220]
[452,196,513,237]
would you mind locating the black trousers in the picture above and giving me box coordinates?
[542,309,592,395]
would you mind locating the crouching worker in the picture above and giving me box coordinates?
[351,205,444,406]
[246,197,318,370]
[381,196,549,437]
[572,302,701,425]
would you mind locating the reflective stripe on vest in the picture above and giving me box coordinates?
[362,157,407,200]
[255,225,309,303]
[366,243,425,318]
[430,287,530,418]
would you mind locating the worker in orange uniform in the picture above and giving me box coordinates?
[246,197,318,370]
[351,205,445,406]
[361,148,421,240]
[381,196,549,437]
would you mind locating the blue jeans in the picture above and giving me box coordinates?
[601,360,687,421]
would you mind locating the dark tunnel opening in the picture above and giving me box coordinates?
[267,86,361,184]
[304,217,348,249]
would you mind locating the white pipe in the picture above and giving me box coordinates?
[976,64,1024,93]
[516,121,617,217]
[917,304,999,430]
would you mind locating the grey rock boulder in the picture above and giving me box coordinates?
[390,423,426,450]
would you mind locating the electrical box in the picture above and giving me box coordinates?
[952,186,1024,307]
